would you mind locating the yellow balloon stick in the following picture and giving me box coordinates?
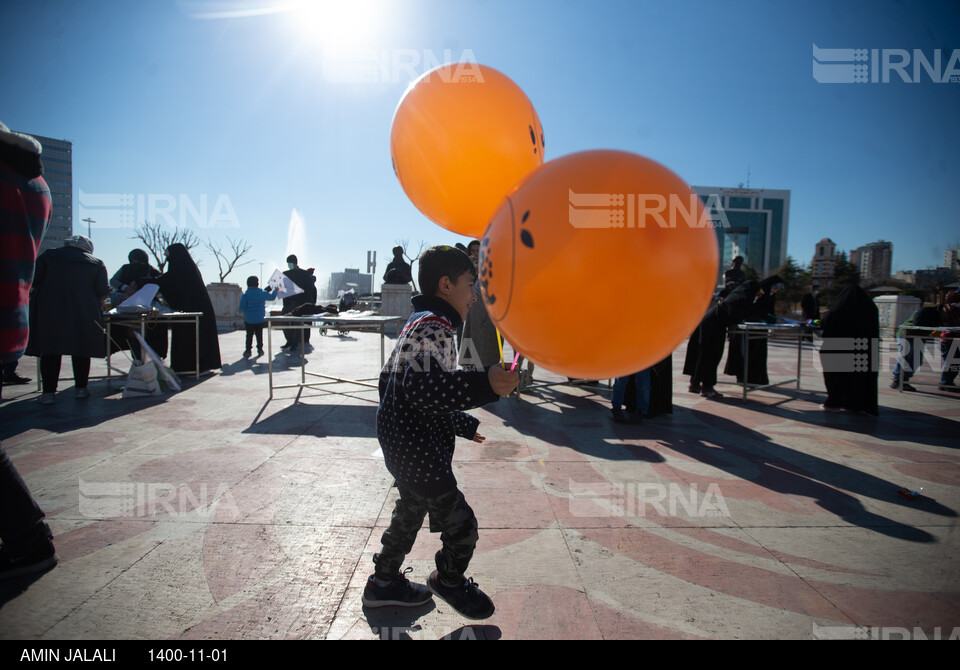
[496,328,503,365]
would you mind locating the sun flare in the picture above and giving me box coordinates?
[292,0,383,52]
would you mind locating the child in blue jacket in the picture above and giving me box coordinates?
[238,276,276,357]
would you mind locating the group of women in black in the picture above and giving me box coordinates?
[683,272,880,414]
[27,240,221,402]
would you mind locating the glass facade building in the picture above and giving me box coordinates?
[28,133,74,255]
[693,186,791,283]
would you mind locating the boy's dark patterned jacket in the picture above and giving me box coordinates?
[377,294,499,497]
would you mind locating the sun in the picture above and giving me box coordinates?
[290,0,384,52]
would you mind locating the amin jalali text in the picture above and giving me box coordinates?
[20,648,116,662]
[19,646,230,663]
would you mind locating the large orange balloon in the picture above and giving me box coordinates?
[390,63,545,238]
[478,150,719,379]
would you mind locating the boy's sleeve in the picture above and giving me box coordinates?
[401,353,499,415]
[452,411,480,440]
[238,293,247,314]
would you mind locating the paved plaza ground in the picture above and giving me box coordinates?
[1,327,958,640]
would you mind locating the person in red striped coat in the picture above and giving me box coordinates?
[0,120,59,578]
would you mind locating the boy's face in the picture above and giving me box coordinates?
[438,271,477,321]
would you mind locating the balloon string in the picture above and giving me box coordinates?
[496,328,503,365]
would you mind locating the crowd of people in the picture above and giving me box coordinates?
[2,121,959,594]
[9,240,341,402]
[18,238,225,405]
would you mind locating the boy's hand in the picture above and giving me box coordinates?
[488,364,520,397]
[472,432,486,443]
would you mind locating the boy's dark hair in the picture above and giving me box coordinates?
[418,245,476,296]
[247,276,258,288]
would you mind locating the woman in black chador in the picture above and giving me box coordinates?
[683,276,781,399]
[148,244,221,374]
[723,277,781,385]
[800,293,820,343]
[819,284,879,415]
[109,248,167,358]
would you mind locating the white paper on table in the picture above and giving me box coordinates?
[268,270,304,299]
[116,284,159,313]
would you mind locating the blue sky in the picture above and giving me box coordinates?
[2,0,959,294]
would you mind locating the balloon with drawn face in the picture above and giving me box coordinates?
[390,63,545,239]
[479,150,719,379]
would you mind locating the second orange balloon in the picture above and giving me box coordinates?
[479,150,719,380]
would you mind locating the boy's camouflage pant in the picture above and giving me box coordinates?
[373,485,478,584]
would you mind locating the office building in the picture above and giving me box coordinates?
[945,249,960,271]
[850,240,893,284]
[693,186,790,282]
[29,133,74,255]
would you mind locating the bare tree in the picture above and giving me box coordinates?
[204,237,253,283]
[395,239,426,293]
[131,221,202,272]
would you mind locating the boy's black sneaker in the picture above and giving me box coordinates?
[0,538,58,580]
[427,571,495,620]
[361,567,432,608]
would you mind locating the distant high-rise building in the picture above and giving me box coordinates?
[28,133,73,255]
[945,248,960,271]
[850,240,893,284]
[326,268,373,299]
[811,238,837,291]
[693,186,790,282]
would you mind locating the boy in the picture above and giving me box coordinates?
[363,245,519,619]
[237,276,277,357]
